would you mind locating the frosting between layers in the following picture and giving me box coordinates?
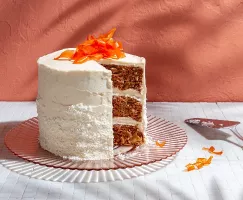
[113,117,139,125]
[113,88,142,99]
[113,117,143,130]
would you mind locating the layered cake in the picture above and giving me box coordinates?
[37,28,147,160]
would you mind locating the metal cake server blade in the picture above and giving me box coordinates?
[184,118,240,129]
[185,118,243,148]
[185,118,243,141]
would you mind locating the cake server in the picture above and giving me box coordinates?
[185,118,243,141]
[185,118,240,129]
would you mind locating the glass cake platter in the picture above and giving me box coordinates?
[2,115,187,182]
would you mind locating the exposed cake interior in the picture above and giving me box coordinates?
[98,52,147,146]
[113,124,144,146]
[113,96,142,122]
[102,65,143,92]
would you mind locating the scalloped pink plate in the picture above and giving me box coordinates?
[5,115,187,171]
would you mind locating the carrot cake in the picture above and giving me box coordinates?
[36,28,147,160]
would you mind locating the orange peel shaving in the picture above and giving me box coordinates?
[54,28,125,64]
[155,141,166,148]
[202,146,223,155]
[185,156,213,171]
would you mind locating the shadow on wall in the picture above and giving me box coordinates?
[132,1,243,102]
[40,0,243,102]
[41,0,127,49]
[1,0,243,101]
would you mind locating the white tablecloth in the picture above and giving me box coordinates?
[0,102,243,200]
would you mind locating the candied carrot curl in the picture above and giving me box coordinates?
[185,156,213,171]
[202,146,223,155]
[186,164,195,171]
[54,28,125,64]
[155,141,166,148]
[54,50,75,60]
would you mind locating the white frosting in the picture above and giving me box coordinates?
[37,51,113,160]
[98,53,145,67]
[113,117,139,125]
[37,49,108,72]
[113,88,142,99]
[51,48,146,67]
[141,59,147,140]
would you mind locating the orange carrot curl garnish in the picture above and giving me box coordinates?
[155,141,166,148]
[186,164,196,171]
[202,146,223,155]
[54,28,125,64]
[185,156,213,172]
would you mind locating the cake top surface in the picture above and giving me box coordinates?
[41,28,145,68]
[98,52,145,66]
[38,49,109,72]
[38,48,145,71]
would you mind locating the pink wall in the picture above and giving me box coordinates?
[1,0,243,101]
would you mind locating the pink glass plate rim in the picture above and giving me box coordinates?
[4,116,187,171]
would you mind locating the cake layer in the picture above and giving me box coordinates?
[37,104,113,160]
[40,49,145,94]
[38,104,113,160]
[38,90,112,106]
[37,51,113,160]
[37,101,112,124]
[38,61,112,94]
[102,64,143,93]
[38,51,112,107]
[113,96,142,122]
[113,124,144,146]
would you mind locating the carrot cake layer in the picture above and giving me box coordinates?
[102,65,143,93]
[113,124,144,146]
[113,96,142,122]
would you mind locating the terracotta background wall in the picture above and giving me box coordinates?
[1,0,243,102]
